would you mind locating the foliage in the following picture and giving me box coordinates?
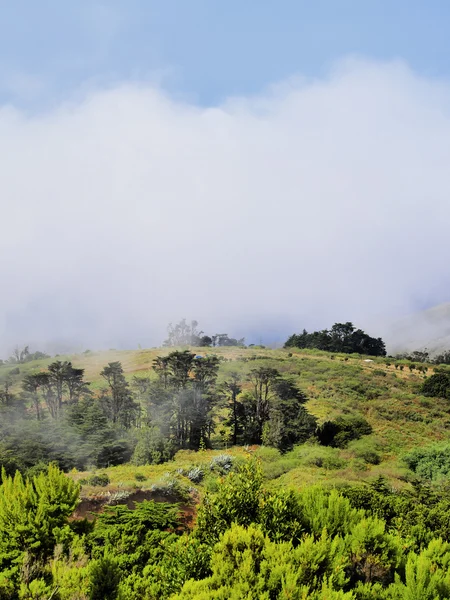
[87,473,110,487]
[285,322,386,356]
[421,372,450,399]
[317,415,373,448]
[404,442,450,481]
[0,464,79,586]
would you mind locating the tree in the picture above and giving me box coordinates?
[263,394,317,452]
[22,373,49,420]
[222,373,242,445]
[100,362,138,428]
[11,345,29,364]
[248,367,280,441]
[212,334,245,347]
[433,351,450,365]
[285,322,386,356]
[422,373,450,399]
[151,351,221,449]
[163,319,204,346]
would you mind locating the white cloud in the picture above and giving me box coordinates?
[1,58,450,354]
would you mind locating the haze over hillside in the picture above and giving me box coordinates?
[386,303,450,355]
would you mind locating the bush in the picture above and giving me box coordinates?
[88,473,110,487]
[150,474,190,501]
[317,415,373,448]
[89,554,121,599]
[295,445,346,470]
[421,373,450,399]
[186,467,204,483]
[348,439,382,465]
[210,454,233,472]
[262,457,301,480]
[404,443,450,481]
[254,447,282,462]
[134,472,147,482]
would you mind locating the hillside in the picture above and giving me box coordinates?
[1,345,448,500]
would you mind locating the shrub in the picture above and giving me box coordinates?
[196,460,263,543]
[88,473,110,487]
[150,474,190,501]
[254,446,281,463]
[422,373,450,399]
[89,553,121,600]
[349,439,382,465]
[210,454,233,472]
[134,472,147,482]
[0,464,80,581]
[262,457,301,480]
[317,415,373,448]
[186,467,204,483]
[296,445,346,470]
[404,443,450,481]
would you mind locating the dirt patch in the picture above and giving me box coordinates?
[72,489,197,528]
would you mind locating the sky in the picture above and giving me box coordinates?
[1,1,450,353]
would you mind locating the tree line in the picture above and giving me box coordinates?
[0,345,50,366]
[284,322,387,356]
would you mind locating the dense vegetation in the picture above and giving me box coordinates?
[5,460,450,598]
[3,324,450,598]
[284,322,386,356]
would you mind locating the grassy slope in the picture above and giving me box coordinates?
[2,346,449,496]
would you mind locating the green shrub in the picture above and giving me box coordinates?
[262,457,301,480]
[254,446,281,463]
[186,467,204,483]
[317,415,373,448]
[88,473,110,487]
[89,554,121,600]
[150,474,191,501]
[295,444,346,470]
[348,439,382,465]
[196,459,263,543]
[134,472,147,482]
[421,373,450,399]
[0,464,80,583]
[404,443,450,481]
[209,454,234,472]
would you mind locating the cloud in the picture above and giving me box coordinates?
[1,58,450,354]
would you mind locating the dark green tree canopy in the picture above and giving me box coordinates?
[285,322,386,356]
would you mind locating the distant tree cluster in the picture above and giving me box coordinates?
[163,319,245,347]
[394,349,431,363]
[395,348,450,366]
[284,322,386,356]
[0,345,50,366]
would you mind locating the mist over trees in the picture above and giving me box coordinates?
[285,322,387,356]
[163,319,245,347]
[0,346,319,474]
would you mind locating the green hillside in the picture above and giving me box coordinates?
[2,345,448,500]
[3,345,450,599]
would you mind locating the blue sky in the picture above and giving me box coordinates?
[1,0,450,108]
